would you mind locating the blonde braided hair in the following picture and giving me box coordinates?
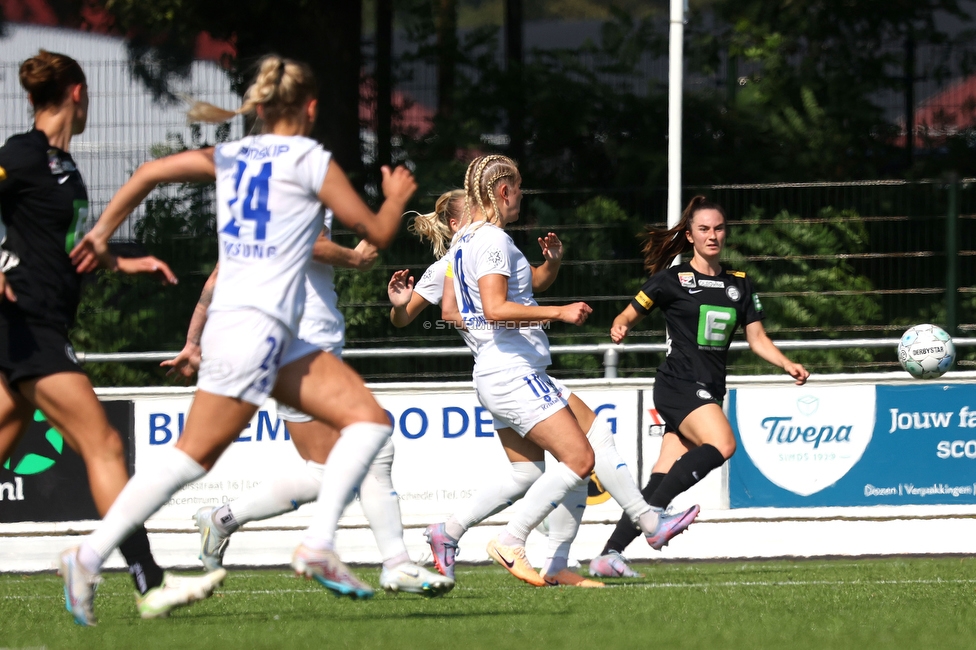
[463,155,519,228]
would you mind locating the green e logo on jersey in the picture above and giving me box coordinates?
[65,199,88,253]
[697,305,737,347]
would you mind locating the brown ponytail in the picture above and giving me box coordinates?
[408,189,465,258]
[641,195,728,275]
[187,55,317,126]
[19,50,86,110]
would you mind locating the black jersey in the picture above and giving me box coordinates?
[0,130,88,329]
[630,262,764,396]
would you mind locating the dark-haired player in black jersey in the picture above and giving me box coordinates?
[589,195,809,578]
[0,50,224,621]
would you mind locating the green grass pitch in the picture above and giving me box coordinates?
[3,557,976,649]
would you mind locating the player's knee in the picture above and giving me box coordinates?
[346,405,390,428]
[566,445,595,478]
[651,456,674,474]
[79,426,125,462]
[713,438,736,460]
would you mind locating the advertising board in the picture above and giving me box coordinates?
[134,389,641,526]
[0,401,132,523]
[729,383,976,507]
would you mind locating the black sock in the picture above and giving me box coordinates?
[649,444,726,509]
[118,526,164,595]
[601,472,667,555]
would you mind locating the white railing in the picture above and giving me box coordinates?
[77,337,976,379]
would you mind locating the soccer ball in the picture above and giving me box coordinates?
[897,324,956,379]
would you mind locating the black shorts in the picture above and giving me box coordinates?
[0,304,83,387]
[652,374,724,435]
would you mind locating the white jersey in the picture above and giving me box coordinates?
[414,255,476,353]
[209,134,331,332]
[450,222,550,375]
[414,256,448,305]
[297,212,344,351]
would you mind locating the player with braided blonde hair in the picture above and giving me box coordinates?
[428,155,691,588]
[61,54,417,624]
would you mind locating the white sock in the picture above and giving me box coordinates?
[79,447,205,572]
[447,460,544,540]
[219,460,324,534]
[587,420,651,527]
[358,439,410,568]
[541,480,587,576]
[503,462,586,544]
[302,422,392,551]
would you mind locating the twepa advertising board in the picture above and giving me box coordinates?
[729,383,976,507]
[134,389,639,526]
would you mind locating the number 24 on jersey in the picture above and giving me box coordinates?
[222,161,273,241]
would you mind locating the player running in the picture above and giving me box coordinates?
[170,229,451,596]
[0,50,225,619]
[588,195,810,578]
[441,155,696,588]
[60,55,416,625]
[388,191,576,584]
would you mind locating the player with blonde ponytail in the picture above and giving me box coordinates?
[426,156,686,588]
[387,190,466,327]
[61,55,417,624]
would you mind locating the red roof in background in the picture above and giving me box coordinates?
[0,0,60,25]
[897,76,976,146]
[359,77,435,137]
[2,0,434,135]
[0,0,235,62]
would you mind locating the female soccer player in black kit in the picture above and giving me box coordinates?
[0,50,224,618]
[589,196,810,578]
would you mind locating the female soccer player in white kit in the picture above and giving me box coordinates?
[444,155,696,587]
[61,55,416,625]
[166,230,452,596]
[394,189,598,586]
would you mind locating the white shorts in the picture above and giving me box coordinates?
[197,309,292,406]
[474,366,572,437]
[276,340,342,423]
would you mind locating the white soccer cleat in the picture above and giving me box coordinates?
[379,562,455,597]
[588,550,643,578]
[194,506,230,571]
[292,544,374,600]
[136,569,228,619]
[60,547,100,627]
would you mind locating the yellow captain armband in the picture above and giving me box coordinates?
[729,270,746,278]
[445,263,453,279]
[634,290,653,310]
[0,166,6,182]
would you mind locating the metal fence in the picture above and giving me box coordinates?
[64,177,976,385]
[2,49,975,384]
[0,57,243,240]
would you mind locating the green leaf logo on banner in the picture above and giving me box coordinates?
[2,410,63,475]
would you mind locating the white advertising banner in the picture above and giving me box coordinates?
[134,397,309,525]
[733,385,876,498]
[133,388,642,529]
